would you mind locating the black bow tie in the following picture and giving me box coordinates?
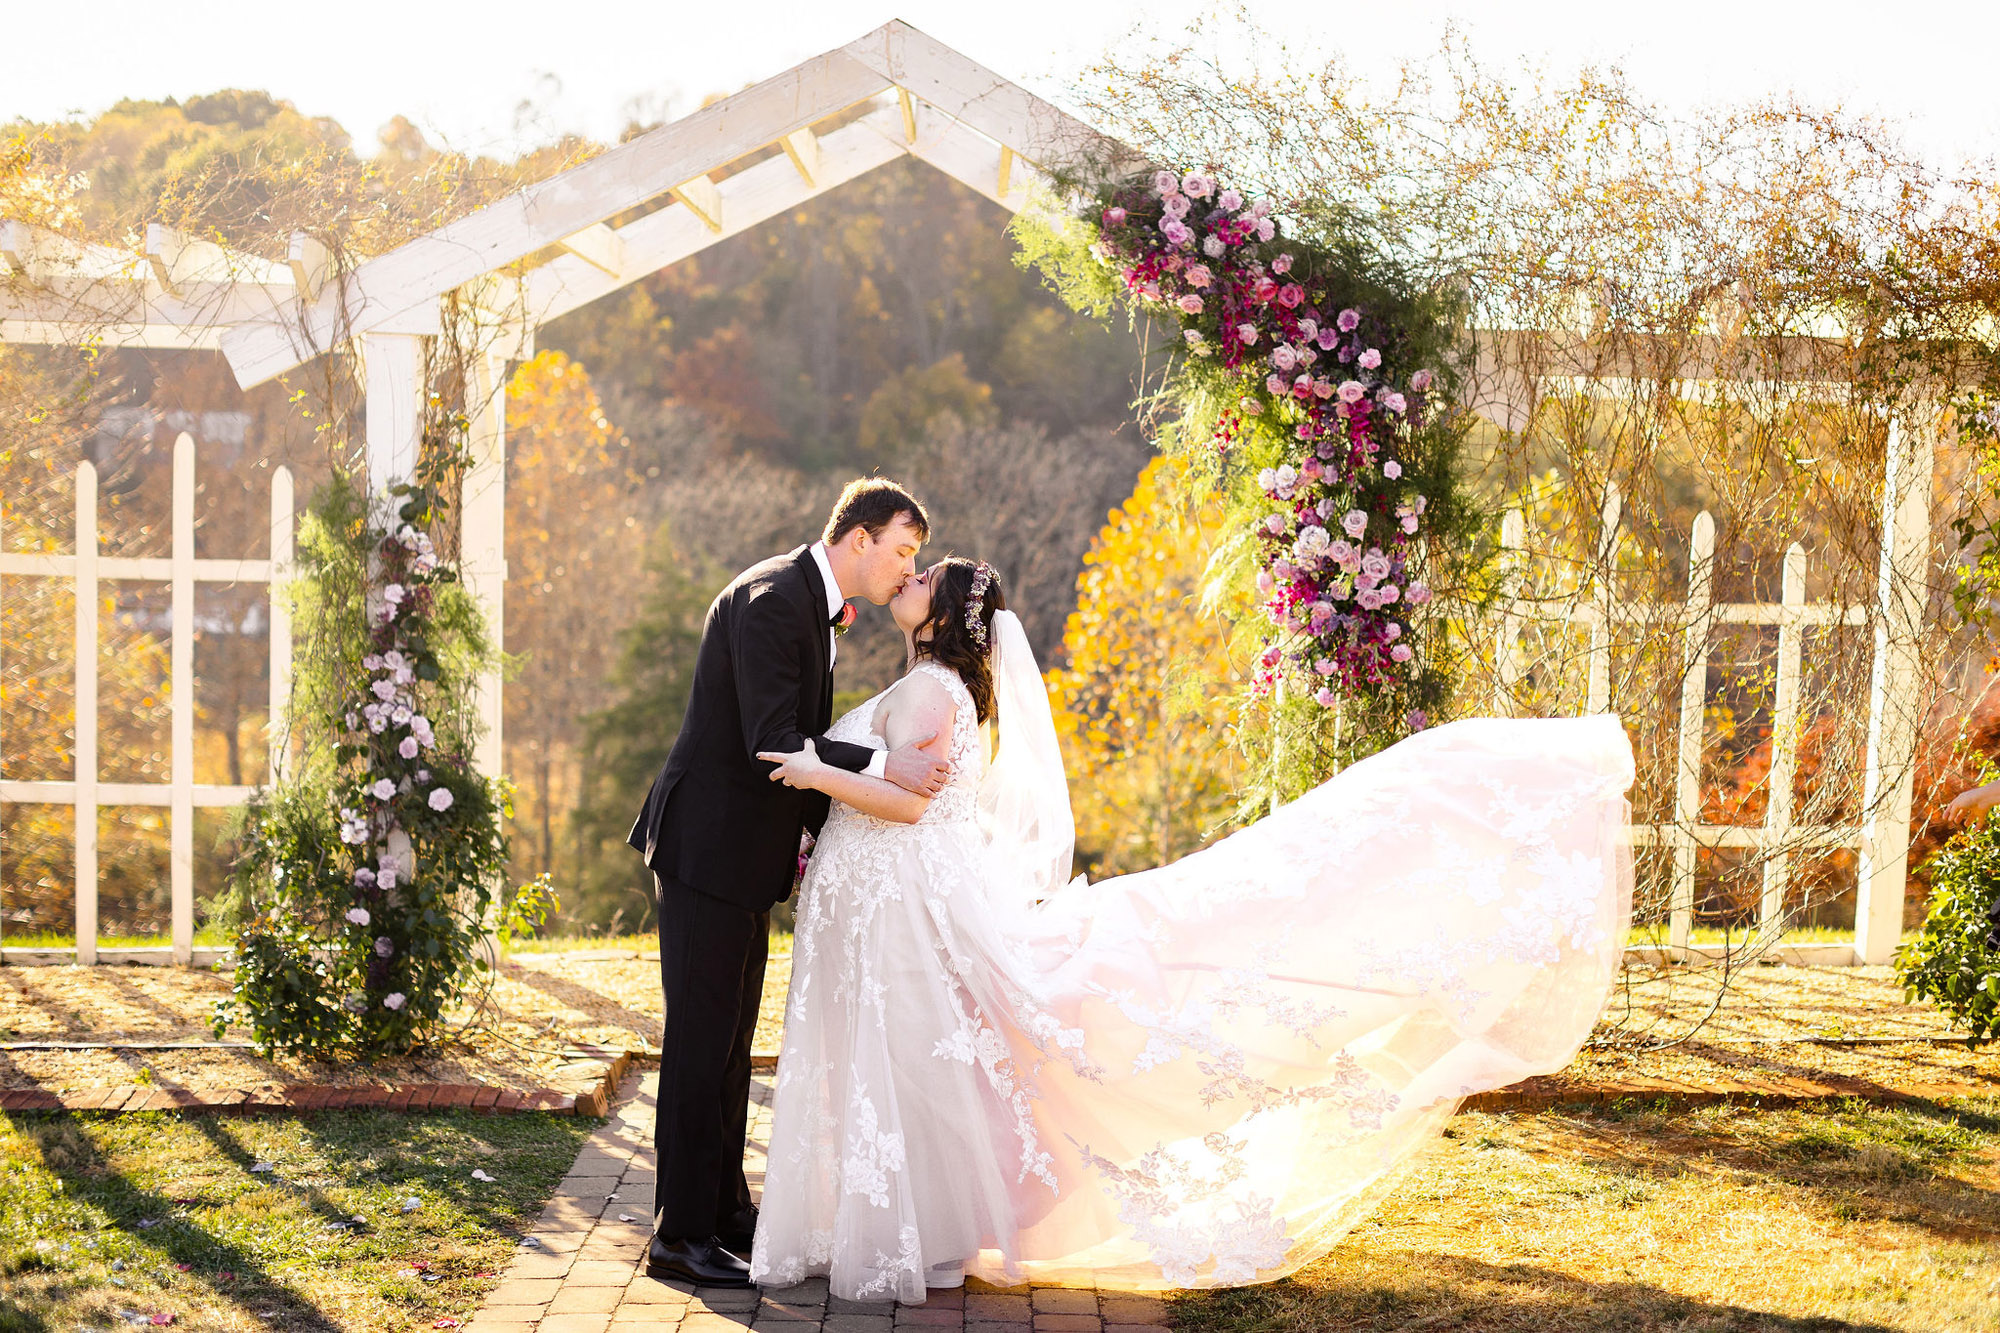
[828,607,846,628]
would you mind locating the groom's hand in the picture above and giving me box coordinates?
[885,737,951,797]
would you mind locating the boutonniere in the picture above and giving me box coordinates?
[832,601,858,637]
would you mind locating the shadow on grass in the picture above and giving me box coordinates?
[10,1111,345,1331]
[1523,1097,2000,1245]
[1181,1251,1903,1333]
[500,959,660,1041]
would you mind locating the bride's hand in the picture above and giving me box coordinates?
[758,739,826,790]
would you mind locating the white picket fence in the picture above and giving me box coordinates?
[1492,417,1933,965]
[0,434,293,964]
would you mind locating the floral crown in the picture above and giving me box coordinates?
[965,562,995,649]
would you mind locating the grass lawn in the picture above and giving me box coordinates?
[0,1107,596,1333]
[1175,1097,2000,1332]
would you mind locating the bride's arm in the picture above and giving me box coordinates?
[758,676,955,825]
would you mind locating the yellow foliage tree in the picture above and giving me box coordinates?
[1050,454,1241,878]
[503,350,651,888]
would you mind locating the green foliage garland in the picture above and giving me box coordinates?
[1017,169,1479,792]
[215,475,553,1057]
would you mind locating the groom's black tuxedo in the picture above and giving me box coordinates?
[626,544,877,1245]
[626,546,877,910]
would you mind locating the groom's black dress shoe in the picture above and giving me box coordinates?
[645,1235,753,1287]
[716,1205,758,1255]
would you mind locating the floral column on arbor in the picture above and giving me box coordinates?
[1046,167,1472,769]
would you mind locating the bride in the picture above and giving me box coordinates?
[751,557,1633,1302]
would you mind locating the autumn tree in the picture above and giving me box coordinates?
[1050,454,1242,878]
[502,351,652,889]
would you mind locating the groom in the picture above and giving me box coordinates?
[626,478,949,1287]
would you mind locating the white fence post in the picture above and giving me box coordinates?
[1857,411,1934,965]
[1759,542,1807,939]
[267,466,294,783]
[1670,510,1716,951]
[1,439,296,965]
[1587,483,1621,715]
[74,462,99,964]
[170,436,196,964]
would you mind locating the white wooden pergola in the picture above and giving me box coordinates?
[0,21,1942,969]
[1,18,1130,789]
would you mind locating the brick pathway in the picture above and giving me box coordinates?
[465,1071,1168,1333]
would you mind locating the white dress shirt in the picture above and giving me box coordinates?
[809,541,888,780]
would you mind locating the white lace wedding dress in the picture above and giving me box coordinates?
[750,646,1633,1302]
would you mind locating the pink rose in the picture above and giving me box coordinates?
[1161,219,1192,246]
[1272,253,1294,275]
[428,787,454,812]
[1341,510,1368,538]
[1185,263,1212,288]
[1391,644,1413,662]
[1272,345,1297,372]
[1105,206,1128,226]
[1256,570,1275,594]
[1276,283,1305,309]
[1162,193,1192,219]
[1153,169,1179,194]
[1407,584,1432,605]
[1294,374,1315,399]
[1252,277,1278,303]
[1358,348,1382,370]
[1383,461,1403,479]
[1237,323,1259,345]
[398,736,420,760]
[1255,218,1275,241]
[1384,392,1408,414]
[1315,686,1338,707]
[1337,381,1366,404]
[1337,308,1361,332]
[1218,188,1243,211]
[1203,235,1226,258]
[1265,373,1287,395]
[383,992,406,1011]
[1181,172,1214,198]
[1313,378,1335,399]
[1411,369,1434,391]
[1177,294,1204,314]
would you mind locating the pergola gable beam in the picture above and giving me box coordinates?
[556,223,627,278]
[522,103,910,328]
[217,44,895,386]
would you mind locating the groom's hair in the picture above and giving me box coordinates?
[823,478,930,547]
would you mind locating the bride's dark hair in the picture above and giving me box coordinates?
[913,557,1005,723]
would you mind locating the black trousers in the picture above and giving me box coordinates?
[653,873,768,1241]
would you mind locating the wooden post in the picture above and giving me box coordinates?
[74,462,99,964]
[1587,483,1621,715]
[1759,542,1806,939]
[1857,411,1934,965]
[1671,510,1716,952]
[267,466,294,783]
[1494,508,1525,716]
[462,352,508,782]
[362,333,425,498]
[170,436,195,964]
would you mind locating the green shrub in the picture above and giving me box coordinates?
[214,475,554,1057]
[1896,812,2000,1043]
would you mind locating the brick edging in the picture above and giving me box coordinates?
[0,1047,636,1118]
